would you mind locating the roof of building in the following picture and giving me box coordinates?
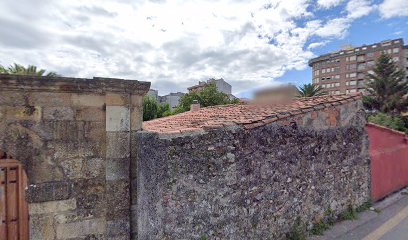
[143,94,362,134]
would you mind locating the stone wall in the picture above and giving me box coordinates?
[0,74,149,240]
[135,100,371,239]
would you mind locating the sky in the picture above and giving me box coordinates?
[0,0,407,98]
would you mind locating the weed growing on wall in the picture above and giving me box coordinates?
[310,220,330,235]
[338,204,358,221]
[286,218,307,240]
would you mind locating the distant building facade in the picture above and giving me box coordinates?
[188,78,232,95]
[309,38,408,95]
[147,89,159,100]
[160,92,185,110]
[146,88,185,110]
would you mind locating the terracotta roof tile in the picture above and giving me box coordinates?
[143,94,362,134]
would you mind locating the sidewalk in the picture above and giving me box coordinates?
[310,189,408,240]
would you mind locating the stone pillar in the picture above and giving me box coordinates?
[105,93,132,239]
[130,94,143,239]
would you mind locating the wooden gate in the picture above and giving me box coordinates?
[0,152,29,240]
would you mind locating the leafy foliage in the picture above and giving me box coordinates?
[143,96,173,121]
[285,218,307,240]
[143,96,159,121]
[363,53,408,113]
[368,112,408,134]
[310,220,330,235]
[173,83,239,114]
[338,204,357,221]
[297,83,325,97]
[0,63,60,77]
[356,200,373,213]
[157,102,172,118]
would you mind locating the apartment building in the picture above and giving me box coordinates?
[309,38,408,95]
[188,78,232,95]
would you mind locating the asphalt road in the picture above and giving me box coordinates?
[311,190,408,240]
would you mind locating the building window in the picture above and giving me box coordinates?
[367,52,374,57]
[335,90,340,94]
[350,80,357,86]
[357,55,365,61]
[346,72,357,78]
[347,64,357,70]
[322,69,326,73]
[393,57,399,62]
[335,75,340,79]
[349,89,357,93]
[335,82,340,87]
[393,48,399,53]
[315,70,319,76]
[346,56,357,61]
[383,49,392,54]
[357,63,366,70]
[357,73,365,79]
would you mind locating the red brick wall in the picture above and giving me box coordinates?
[367,123,408,201]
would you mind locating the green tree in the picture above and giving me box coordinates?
[143,96,173,121]
[157,102,172,118]
[174,83,239,113]
[0,63,60,77]
[297,83,325,97]
[363,53,408,113]
[143,96,159,121]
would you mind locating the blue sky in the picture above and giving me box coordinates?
[270,1,408,95]
[239,0,408,98]
[0,0,407,98]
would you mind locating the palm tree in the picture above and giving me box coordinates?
[298,83,326,97]
[0,63,60,77]
[363,53,408,113]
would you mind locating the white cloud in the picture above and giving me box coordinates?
[307,41,328,50]
[317,0,345,9]
[346,0,375,19]
[0,0,380,95]
[378,0,408,18]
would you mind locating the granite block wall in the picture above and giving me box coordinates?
[0,74,149,240]
[135,100,371,239]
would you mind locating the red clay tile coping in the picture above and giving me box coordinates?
[143,94,362,134]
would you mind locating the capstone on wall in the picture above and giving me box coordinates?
[0,74,149,240]
[135,100,371,239]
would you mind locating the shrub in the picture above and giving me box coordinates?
[368,112,408,134]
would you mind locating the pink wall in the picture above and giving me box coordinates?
[367,123,408,201]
